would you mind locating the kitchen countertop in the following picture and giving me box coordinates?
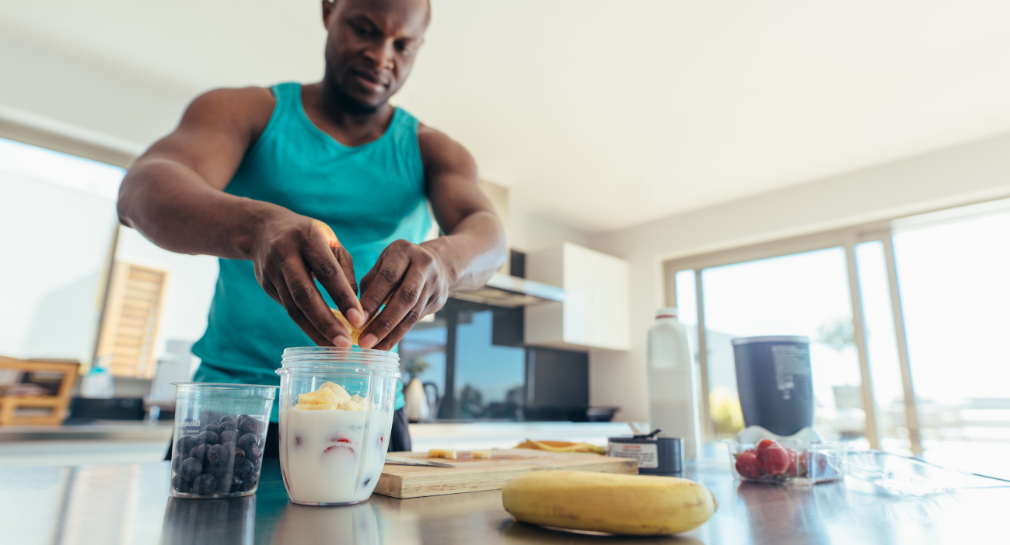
[3,449,1009,545]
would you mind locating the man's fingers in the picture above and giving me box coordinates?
[280,258,353,347]
[373,300,427,351]
[273,276,336,347]
[358,243,410,321]
[303,238,363,328]
[359,265,425,349]
[333,245,359,299]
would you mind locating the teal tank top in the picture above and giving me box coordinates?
[192,82,429,416]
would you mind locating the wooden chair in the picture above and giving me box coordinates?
[0,357,80,426]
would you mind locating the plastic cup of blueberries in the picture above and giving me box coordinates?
[169,383,278,499]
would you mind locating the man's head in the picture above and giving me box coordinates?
[321,0,430,113]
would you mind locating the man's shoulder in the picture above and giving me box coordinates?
[416,122,466,156]
[183,86,276,132]
[415,122,476,177]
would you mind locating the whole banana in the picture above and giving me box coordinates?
[501,470,717,536]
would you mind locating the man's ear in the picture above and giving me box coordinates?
[322,0,337,29]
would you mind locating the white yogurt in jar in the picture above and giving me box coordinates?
[280,406,392,505]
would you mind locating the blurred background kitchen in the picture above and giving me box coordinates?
[2,1,1010,480]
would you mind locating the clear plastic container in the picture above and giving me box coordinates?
[276,347,401,506]
[169,383,278,499]
[844,450,970,496]
[727,438,844,485]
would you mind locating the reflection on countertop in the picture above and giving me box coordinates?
[3,449,1010,545]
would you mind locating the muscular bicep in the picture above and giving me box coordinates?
[134,87,273,190]
[419,127,497,234]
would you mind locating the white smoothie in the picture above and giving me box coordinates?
[279,383,393,505]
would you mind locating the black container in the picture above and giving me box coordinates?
[732,336,814,436]
[608,433,683,476]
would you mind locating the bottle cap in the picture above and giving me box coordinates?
[655,307,678,319]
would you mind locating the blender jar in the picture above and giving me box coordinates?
[170,383,278,499]
[276,347,401,506]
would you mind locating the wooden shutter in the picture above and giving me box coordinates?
[96,262,168,379]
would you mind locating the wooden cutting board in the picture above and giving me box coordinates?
[374,449,638,499]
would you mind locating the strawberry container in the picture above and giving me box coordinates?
[727,438,844,485]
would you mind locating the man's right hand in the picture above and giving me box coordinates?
[249,211,365,347]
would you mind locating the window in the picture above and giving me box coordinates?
[0,137,123,365]
[667,196,1010,478]
[892,208,1010,476]
[697,248,867,442]
[0,135,217,379]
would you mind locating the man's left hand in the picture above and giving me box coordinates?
[356,239,449,350]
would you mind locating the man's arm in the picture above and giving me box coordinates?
[356,125,507,350]
[118,87,366,347]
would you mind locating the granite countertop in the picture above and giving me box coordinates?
[4,449,1009,544]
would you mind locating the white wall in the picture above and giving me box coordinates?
[0,31,193,149]
[587,132,1010,423]
[509,209,591,255]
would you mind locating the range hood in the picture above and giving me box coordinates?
[448,181,566,308]
[449,272,565,308]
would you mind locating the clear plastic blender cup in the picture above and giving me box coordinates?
[276,347,401,506]
[169,383,278,499]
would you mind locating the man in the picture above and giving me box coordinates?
[118,0,506,453]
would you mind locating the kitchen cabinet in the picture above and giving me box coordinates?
[524,242,630,351]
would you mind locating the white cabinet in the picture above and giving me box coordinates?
[524,242,630,351]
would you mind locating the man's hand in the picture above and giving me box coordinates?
[356,240,449,350]
[250,212,366,347]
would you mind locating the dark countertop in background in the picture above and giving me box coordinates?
[3,451,1009,544]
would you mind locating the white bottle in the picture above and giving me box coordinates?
[647,307,701,461]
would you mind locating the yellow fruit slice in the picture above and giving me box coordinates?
[331,308,367,345]
[502,471,718,536]
[513,439,605,455]
[473,450,492,459]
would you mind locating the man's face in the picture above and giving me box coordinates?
[322,0,429,112]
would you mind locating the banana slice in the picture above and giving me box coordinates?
[294,382,366,412]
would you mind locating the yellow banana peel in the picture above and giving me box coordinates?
[513,439,605,455]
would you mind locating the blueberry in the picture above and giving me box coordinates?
[219,415,236,425]
[189,443,209,464]
[230,475,244,493]
[207,443,228,465]
[193,473,218,495]
[241,472,258,492]
[203,423,221,434]
[219,430,237,444]
[180,457,202,481]
[237,432,257,452]
[219,421,237,432]
[247,444,262,462]
[171,475,190,493]
[236,459,254,478]
[233,448,245,465]
[195,431,219,446]
[209,461,230,480]
[238,417,260,435]
[172,454,184,472]
[176,436,197,455]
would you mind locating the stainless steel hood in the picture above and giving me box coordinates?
[449,273,565,308]
[453,181,566,308]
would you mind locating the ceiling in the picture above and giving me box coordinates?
[4,1,1010,233]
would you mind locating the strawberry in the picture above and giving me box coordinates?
[757,439,778,450]
[757,445,790,475]
[785,448,806,476]
[735,449,762,479]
